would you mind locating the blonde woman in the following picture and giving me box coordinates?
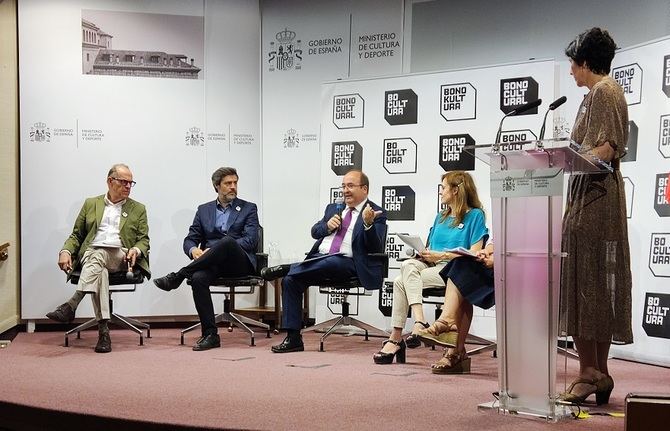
[373,171,488,364]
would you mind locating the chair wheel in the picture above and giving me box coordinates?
[273,329,280,335]
[227,326,233,332]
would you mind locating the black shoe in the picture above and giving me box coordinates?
[373,339,406,364]
[271,335,304,353]
[94,332,112,353]
[261,264,291,281]
[153,272,184,291]
[406,321,430,349]
[46,303,75,323]
[193,333,221,351]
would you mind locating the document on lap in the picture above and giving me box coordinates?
[396,233,426,253]
[444,247,478,258]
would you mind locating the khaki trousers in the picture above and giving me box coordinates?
[391,258,447,329]
[77,247,126,321]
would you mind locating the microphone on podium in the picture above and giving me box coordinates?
[494,99,543,149]
[538,96,567,140]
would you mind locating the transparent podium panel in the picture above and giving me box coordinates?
[466,138,610,421]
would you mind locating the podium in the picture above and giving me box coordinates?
[467,138,612,421]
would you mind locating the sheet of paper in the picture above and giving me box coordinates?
[396,233,426,252]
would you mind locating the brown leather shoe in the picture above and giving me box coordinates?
[94,332,112,353]
[46,303,75,323]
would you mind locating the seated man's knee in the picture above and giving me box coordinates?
[190,271,211,288]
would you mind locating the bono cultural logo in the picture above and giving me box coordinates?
[379,281,394,317]
[439,134,475,171]
[499,129,537,151]
[612,63,643,105]
[268,28,303,72]
[663,55,670,98]
[623,177,634,219]
[385,234,408,270]
[383,138,417,174]
[440,82,476,121]
[655,173,670,217]
[660,115,670,158]
[331,141,362,175]
[382,185,415,221]
[384,89,417,125]
[499,77,538,115]
[333,94,365,129]
[330,187,345,204]
[642,293,670,339]
[622,121,639,162]
[649,233,670,277]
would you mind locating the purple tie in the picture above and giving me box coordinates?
[329,208,353,254]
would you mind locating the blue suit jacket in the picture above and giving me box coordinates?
[307,199,387,290]
[183,197,259,270]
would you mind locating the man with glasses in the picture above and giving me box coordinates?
[46,163,150,353]
[152,167,259,351]
[262,169,387,353]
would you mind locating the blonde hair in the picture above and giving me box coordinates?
[439,171,484,226]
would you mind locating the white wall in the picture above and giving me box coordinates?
[409,0,670,72]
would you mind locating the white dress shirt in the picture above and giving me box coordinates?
[90,195,125,248]
[318,199,368,257]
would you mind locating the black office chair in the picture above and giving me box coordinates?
[180,227,271,347]
[301,227,390,352]
[65,269,150,347]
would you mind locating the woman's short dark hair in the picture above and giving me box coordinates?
[565,27,617,75]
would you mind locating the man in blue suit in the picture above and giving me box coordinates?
[153,167,259,351]
[264,169,387,353]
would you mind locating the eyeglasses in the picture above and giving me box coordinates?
[341,183,364,190]
[110,177,137,188]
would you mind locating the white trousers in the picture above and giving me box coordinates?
[77,247,126,321]
[391,258,446,329]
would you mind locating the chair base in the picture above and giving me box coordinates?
[180,311,270,347]
[302,315,389,352]
[64,313,150,347]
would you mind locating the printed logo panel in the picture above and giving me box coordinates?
[439,134,475,171]
[440,83,476,121]
[642,293,670,339]
[331,141,363,175]
[649,233,670,277]
[499,77,539,115]
[612,63,643,105]
[383,138,417,174]
[382,185,415,221]
[333,94,365,129]
[384,89,418,125]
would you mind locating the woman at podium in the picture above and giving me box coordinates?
[373,171,488,365]
[560,27,633,405]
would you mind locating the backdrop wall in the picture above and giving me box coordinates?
[19,0,261,319]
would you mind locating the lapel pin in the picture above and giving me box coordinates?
[122,212,128,217]
[235,206,241,211]
[458,223,464,229]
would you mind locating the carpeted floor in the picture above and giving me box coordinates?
[1,328,667,430]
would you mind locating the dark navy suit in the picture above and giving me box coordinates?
[282,199,387,330]
[180,197,259,336]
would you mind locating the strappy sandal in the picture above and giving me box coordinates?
[373,339,407,364]
[405,321,429,348]
[560,375,614,405]
[431,349,470,374]
[417,318,458,347]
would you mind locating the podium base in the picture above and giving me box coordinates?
[477,401,573,422]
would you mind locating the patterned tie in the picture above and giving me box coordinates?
[329,208,353,254]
